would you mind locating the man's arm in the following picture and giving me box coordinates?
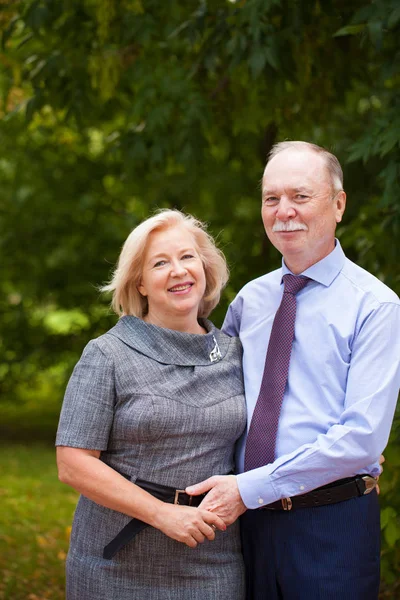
[221,300,241,337]
[188,302,400,520]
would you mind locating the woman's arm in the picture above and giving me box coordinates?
[57,446,226,547]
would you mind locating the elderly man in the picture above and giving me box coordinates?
[187,142,400,599]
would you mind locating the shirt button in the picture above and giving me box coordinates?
[300,485,305,491]
[258,498,264,505]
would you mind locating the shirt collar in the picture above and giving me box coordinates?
[281,239,346,287]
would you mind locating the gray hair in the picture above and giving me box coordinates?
[267,141,344,192]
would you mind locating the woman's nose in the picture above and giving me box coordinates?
[170,260,187,277]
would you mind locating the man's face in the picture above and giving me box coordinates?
[261,149,346,273]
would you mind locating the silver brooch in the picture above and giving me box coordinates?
[209,335,222,362]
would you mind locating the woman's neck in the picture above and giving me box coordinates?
[143,312,207,335]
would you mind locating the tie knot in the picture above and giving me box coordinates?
[282,274,310,295]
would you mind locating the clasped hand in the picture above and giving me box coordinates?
[155,475,246,547]
[154,503,226,548]
[186,475,247,526]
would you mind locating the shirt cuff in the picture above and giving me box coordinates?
[236,468,279,509]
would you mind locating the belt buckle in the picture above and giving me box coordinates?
[281,497,293,511]
[174,489,191,505]
[361,475,377,495]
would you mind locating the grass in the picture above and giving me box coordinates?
[0,444,78,600]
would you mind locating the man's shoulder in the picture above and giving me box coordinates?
[341,258,400,306]
[224,268,282,331]
[237,267,282,298]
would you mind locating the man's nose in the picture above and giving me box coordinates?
[276,197,296,220]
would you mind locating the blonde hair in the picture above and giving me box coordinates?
[268,141,344,192]
[102,209,229,318]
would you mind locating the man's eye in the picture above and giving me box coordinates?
[294,194,308,201]
[263,197,278,205]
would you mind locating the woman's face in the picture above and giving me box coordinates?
[138,226,207,327]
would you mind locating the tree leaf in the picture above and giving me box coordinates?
[1,15,20,50]
[381,507,397,529]
[367,20,383,49]
[249,48,267,77]
[388,7,400,30]
[333,24,366,37]
[384,520,400,548]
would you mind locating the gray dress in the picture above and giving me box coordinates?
[56,316,246,600]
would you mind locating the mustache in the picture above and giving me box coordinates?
[272,221,308,232]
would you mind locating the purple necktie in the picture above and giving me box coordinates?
[244,274,310,471]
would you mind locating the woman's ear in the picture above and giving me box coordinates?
[137,281,147,297]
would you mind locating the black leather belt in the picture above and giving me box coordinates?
[103,478,206,559]
[264,475,377,511]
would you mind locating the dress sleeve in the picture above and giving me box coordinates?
[55,339,115,451]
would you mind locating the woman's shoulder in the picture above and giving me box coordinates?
[79,320,132,359]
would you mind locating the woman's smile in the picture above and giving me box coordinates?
[138,226,207,331]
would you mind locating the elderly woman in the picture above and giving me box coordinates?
[56,209,246,600]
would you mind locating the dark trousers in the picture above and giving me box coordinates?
[240,491,380,600]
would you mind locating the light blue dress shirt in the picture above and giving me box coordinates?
[222,240,400,509]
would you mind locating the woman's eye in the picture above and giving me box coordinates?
[182,254,194,260]
[154,260,167,268]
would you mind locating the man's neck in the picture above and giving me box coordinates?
[283,242,336,274]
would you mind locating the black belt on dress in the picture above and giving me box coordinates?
[263,475,377,511]
[103,478,206,560]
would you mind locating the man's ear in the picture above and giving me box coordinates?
[335,191,346,223]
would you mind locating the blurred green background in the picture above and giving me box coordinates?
[0,0,399,598]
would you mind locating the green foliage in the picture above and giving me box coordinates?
[0,0,399,593]
[379,407,400,598]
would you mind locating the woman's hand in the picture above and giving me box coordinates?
[152,504,226,548]
[57,446,226,547]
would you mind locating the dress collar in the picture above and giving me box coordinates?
[107,315,229,366]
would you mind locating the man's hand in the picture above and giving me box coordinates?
[376,453,385,495]
[186,475,247,526]
[379,454,385,473]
